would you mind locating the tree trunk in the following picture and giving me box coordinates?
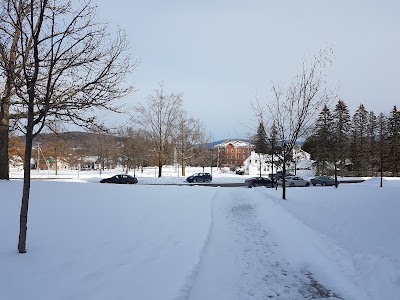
[0,125,9,180]
[18,105,35,253]
[0,79,11,180]
[181,156,186,176]
[282,162,286,200]
[334,163,338,188]
[380,145,383,188]
[158,160,162,178]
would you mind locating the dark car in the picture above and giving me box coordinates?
[245,177,275,188]
[186,173,212,183]
[100,174,138,184]
[310,176,337,186]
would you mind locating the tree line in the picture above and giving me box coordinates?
[302,101,400,177]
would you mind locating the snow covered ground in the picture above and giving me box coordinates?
[1,167,399,300]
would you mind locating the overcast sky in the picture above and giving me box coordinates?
[97,0,400,140]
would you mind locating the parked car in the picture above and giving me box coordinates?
[271,171,295,181]
[310,176,337,186]
[100,174,138,184]
[245,177,275,188]
[186,173,212,183]
[278,176,310,187]
[235,168,245,175]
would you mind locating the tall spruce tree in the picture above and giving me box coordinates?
[253,122,268,177]
[377,113,388,186]
[254,122,268,154]
[315,104,334,175]
[388,106,400,176]
[351,104,369,176]
[367,111,378,176]
[333,100,351,176]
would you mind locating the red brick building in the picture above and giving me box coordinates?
[214,140,255,168]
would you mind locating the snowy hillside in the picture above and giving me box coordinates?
[1,170,399,300]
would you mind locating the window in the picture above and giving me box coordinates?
[238,149,241,153]
[237,155,240,159]
[231,149,234,153]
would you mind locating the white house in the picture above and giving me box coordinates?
[243,146,314,177]
[243,151,282,177]
[288,145,315,177]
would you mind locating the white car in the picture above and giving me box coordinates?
[278,176,310,187]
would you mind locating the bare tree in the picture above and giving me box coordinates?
[0,0,25,179]
[254,49,335,199]
[135,84,182,177]
[87,131,118,174]
[118,127,149,176]
[3,0,135,253]
[175,111,206,176]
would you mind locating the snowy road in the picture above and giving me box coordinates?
[185,188,343,300]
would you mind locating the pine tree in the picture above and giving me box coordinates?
[315,104,334,175]
[350,104,369,176]
[333,100,351,176]
[254,122,268,154]
[253,122,268,177]
[388,106,400,176]
[367,111,377,176]
[377,113,388,186]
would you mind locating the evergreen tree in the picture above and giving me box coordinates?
[253,122,268,177]
[254,122,268,154]
[388,106,400,176]
[350,104,369,176]
[377,113,388,186]
[367,111,378,175]
[315,104,334,175]
[332,100,351,176]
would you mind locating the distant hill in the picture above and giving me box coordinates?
[206,139,252,149]
[206,138,304,149]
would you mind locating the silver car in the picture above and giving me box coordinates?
[279,176,310,187]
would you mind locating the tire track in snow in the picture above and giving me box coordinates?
[173,187,220,300]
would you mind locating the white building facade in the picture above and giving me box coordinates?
[243,151,283,177]
[243,146,314,177]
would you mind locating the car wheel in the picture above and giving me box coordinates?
[305,182,310,187]
[312,183,316,186]
[322,182,326,186]
[193,179,197,183]
[290,183,295,187]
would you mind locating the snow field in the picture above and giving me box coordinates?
[1,174,400,300]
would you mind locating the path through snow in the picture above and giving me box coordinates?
[184,187,343,300]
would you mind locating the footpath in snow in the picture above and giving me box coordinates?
[185,188,348,300]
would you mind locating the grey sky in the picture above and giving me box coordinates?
[97,0,400,140]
